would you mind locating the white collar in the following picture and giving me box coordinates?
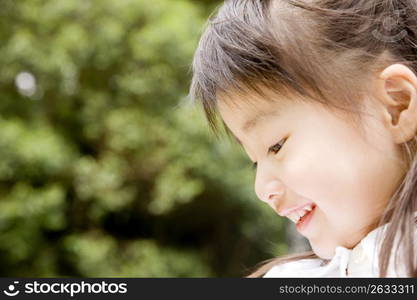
[263,214,416,277]
[330,222,389,277]
[263,224,387,277]
[312,213,416,277]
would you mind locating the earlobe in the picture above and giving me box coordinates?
[377,64,417,144]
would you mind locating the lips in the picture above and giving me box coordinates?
[296,204,316,232]
[280,202,316,224]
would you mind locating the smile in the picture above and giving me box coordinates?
[287,203,315,224]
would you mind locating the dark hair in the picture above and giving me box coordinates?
[190,0,417,277]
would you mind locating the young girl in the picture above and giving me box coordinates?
[189,0,417,277]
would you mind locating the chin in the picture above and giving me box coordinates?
[310,241,336,260]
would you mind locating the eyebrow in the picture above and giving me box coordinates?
[232,109,280,145]
[243,109,280,132]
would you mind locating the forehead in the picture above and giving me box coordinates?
[219,100,280,131]
[217,90,292,142]
[217,89,290,123]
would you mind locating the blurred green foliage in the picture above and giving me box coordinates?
[0,0,287,277]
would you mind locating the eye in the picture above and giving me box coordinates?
[252,137,287,170]
[268,137,287,155]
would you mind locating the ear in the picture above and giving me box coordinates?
[375,63,417,144]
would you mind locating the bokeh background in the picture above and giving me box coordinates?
[0,0,308,277]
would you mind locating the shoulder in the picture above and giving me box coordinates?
[263,258,325,278]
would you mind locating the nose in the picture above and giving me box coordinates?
[254,164,285,208]
[257,181,286,208]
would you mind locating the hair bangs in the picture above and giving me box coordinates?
[189,0,318,137]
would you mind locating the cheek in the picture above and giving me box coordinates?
[283,143,402,252]
[279,138,350,202]
[280,135,382,222]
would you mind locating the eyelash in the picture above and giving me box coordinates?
[252,137,287,170]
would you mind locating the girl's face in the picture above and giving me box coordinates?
[218,92,406,259]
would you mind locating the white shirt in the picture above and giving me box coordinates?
[263,219,415,278]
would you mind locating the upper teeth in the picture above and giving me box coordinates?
[288,204,314,224]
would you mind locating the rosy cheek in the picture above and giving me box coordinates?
[280,152,322,199]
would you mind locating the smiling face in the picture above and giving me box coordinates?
[218,90,407,259]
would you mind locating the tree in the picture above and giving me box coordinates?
[0,0,287,277]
